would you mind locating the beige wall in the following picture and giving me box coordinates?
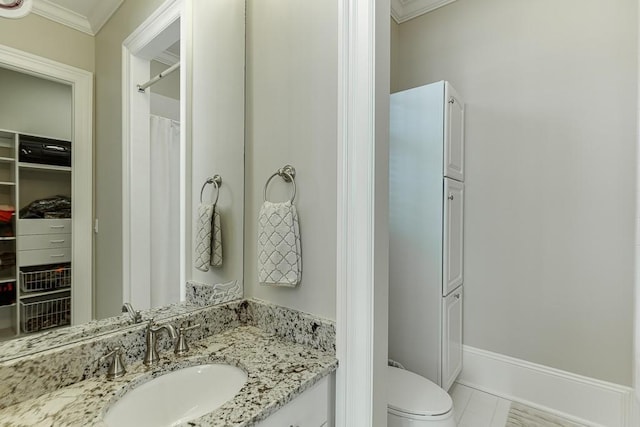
[245,0,338,319]
[390,19,400,93]
[94,0,166,319]
[0,67,71,140]
[391,0,636,385]
[374,1,391,423]
[0,13,94,72]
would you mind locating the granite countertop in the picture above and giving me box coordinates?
[0,325,338,427]
[0,302,204,363]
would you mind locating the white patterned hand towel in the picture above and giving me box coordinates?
[211,207,222,267]
[194,204,223,271]
[257,201,301,286]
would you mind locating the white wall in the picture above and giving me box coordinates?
[189,0,245,290]
[150,59,180,100]
[0,67,71,140]
[392,0,637,385]
[151,93,180,121]
[245,0,338,319]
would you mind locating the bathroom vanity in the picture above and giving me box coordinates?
[0,299,337,426]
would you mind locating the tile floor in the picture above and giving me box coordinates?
[450,383,512,427]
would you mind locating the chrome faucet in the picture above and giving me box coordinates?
[143,319,178,366]
[100,347,127,380]
[122,303,142,324]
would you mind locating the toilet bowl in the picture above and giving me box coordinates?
[387,366,456,427]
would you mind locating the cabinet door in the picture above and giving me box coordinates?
[441,288,463,392]
[255,376,331,427]
[444,83,464,181]
[443,178,464,296]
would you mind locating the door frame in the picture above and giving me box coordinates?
[0,44,94,325]
[335,0,390,425]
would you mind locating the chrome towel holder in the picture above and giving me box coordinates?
[200,174,222,204]
[263,165,296,202]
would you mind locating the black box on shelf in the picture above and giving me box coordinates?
[19,136,71,167]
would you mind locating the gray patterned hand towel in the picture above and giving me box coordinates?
[194,204,222,271]
[257,201,301,286]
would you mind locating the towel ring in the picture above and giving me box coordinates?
[200,175,222,204]
[263,165,296,203]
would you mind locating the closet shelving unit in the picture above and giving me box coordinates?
[0,129,72,340]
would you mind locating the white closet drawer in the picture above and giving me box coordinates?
[19,234,71,250]
[18,219,71,235]
[19,248,71,266]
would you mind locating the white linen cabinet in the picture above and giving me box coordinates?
[389,81,465,391]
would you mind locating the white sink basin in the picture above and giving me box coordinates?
[104,364,248,427]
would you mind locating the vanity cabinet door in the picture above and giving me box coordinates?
[255,375,332,427]
[443,178,464,296]
[441,287,463,392]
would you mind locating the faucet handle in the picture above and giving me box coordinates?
[122,303,142,323]
[174,321,201,356]
[180,320,201,332]
[100,347,126,380]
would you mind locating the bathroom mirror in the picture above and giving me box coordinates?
[0,0,245,358]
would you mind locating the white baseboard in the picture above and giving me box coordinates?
[458,345,636,427]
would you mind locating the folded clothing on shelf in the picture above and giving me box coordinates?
[0,205,15,223]
[20,195,71,219]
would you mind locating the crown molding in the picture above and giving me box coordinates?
[31,0,123,36]
[391,0,457,24]
[32,0,92,35]
[85,0,123,35]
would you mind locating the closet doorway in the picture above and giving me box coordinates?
[0,44,93,338]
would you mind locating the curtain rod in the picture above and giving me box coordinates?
[137,62,180,93]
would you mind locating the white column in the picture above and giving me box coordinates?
[335,0,389,424]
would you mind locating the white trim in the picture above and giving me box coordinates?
[0,44,94,325]
[628,395,640,426]
[179,0,191,302]
[335,0,381,424]
[391,0,457,24]
[632,0,639,408]
[458,345,636,427]
[122,0,186,309]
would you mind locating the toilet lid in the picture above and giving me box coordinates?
[387,366,453,417]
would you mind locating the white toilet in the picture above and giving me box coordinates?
[387,366,456,427]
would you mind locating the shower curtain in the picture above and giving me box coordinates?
[150,115,180,308]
